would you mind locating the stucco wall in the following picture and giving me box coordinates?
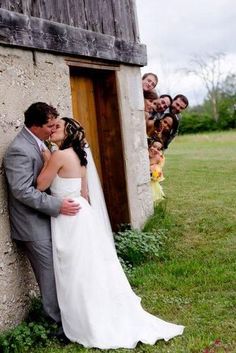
[0,46,72,331]
[0,46,153,331]
[116,66,153,228]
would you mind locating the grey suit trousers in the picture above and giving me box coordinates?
[17,239,61,323]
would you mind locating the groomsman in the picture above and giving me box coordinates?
[165,94,189,147]
[142,72,158,92]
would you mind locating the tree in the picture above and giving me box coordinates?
[186,53,226,122]
[217,73,236,129]
[179,71,236,134]
[220,73,236,98]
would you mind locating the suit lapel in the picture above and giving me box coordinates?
[21,127,43,158]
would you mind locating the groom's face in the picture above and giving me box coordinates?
[31,116,58,141]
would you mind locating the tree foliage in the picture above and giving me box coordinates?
[186,53,225,122]
[179,72,236,134]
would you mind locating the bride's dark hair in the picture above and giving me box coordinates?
[60,117,88,167]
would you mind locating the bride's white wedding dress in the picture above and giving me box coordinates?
[50,174,184,349]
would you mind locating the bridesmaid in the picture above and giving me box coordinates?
[148,138,165,205]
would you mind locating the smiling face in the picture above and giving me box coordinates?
[142,74,158,92]
[171,97,187,114]
[145,98,157,113]
[150,99,160,113]
[149,141,163,158]
[50,119,66,146]
[155,97,171,113]
[160,116,173,132]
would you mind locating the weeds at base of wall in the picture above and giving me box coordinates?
[114,202,170,274]
[115,228,166,267]
[0,298,58,353]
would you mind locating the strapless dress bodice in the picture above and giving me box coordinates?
[50,174,82,198]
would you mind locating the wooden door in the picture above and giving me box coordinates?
[70,73,103,180]
[70,67,130,230]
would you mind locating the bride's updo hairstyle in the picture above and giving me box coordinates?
[60,117,88,167]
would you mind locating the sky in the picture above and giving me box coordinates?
[135,0,236,106]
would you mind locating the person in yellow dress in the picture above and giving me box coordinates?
[148,139,165,205]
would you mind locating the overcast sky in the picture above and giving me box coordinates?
[135,0,236,106]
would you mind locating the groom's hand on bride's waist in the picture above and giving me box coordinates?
[60,199,81,215]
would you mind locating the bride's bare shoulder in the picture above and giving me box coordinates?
[52,148,72,157]
[54,148,81,165]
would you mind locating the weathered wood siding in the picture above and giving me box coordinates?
[0,0,140,42]
[0,1,146,65]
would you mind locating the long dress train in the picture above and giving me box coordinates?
[50,175,184,349]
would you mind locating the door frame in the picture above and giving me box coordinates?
[66,58,130,230]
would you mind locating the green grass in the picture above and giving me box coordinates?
[35,131,236,353]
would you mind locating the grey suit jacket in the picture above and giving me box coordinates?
[4,127,61,241]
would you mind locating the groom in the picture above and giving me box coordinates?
[4,102,80,329]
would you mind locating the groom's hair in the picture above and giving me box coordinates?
[24,102,59,128]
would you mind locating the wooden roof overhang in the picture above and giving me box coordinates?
[0,8,147,66]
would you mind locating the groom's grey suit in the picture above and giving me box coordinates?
[4,126,62,322]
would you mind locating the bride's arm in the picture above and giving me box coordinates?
[37,150,63,191]
[81,170,89,201]
[39,149,51,174]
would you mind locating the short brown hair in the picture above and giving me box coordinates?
[142,72,158,85]
[24,102,59,128]
[173,94,189,108]
[144,90,158,100]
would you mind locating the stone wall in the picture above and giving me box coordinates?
[0,46,153,331]
[116,65,153,228]
[0,46,72,331]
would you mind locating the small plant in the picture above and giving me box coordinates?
[0,298,58,353]
[114,228,166,267]
[0,322,49,353]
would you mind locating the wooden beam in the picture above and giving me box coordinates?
[0,8,147,66]
[65,58,120,71]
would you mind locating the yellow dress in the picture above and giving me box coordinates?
[150,155,165,205]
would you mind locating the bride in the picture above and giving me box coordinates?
[37,117,184,349]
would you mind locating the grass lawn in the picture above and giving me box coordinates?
[34,131,236,353]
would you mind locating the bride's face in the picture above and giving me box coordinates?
[50,119,66,146]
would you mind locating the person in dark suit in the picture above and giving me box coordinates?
[165,94,189,146]
[4,102,80,326]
